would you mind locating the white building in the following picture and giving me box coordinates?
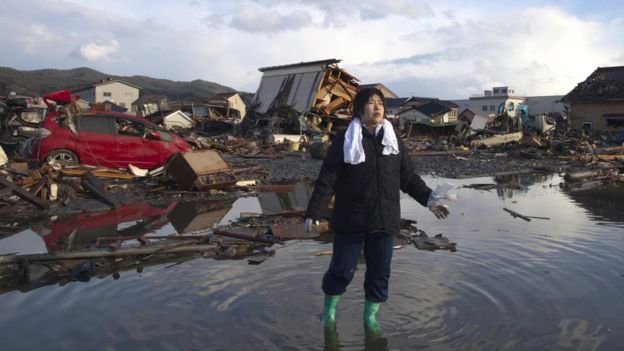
[454,86,566,117]
[453,86,526,118]
[525,95,566,116]
[73,78,140,114]
[162,110,195,130]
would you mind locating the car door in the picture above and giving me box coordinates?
[76,115,119,168]
[114,117,161,169]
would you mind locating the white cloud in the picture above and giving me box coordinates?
[17,24,61,53]
[1,0,623,100]
[230,6,313,33]
[75,39,121,61]
[348,6,624,98]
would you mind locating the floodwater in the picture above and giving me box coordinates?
[1,174,623,350]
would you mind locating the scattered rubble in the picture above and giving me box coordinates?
[2,61,624,294]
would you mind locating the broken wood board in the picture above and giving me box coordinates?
[269,222,320,240]
[0,176,49,210]
[470,132,523,148]
[62,169,136,179]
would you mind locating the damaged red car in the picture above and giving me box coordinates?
[25,90,192,170]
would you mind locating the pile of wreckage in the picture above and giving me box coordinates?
[238,59,358,142]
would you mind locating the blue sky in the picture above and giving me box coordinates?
[1,0,623,99]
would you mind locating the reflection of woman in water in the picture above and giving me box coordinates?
[305,87,449,333]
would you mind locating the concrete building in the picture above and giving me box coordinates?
[73,78,140,114]
[561,66,624,131]
[453,86,526,118]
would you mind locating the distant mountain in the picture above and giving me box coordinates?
[0,66,244,102]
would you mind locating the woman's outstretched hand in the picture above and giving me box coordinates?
[429,204,449,219]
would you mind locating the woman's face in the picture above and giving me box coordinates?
[361,94,385,126]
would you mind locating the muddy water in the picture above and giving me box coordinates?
[1,175,623,350]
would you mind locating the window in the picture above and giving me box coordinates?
[489,105,496,111]
[605,117,624,128]
[78,116,113,134]
[103,92,112,97]
[119,102,126,108]
[582,122,593,130]
[116,118,145,137]
[482,105,488,111]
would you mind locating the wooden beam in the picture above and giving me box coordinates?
[0,176,49,210]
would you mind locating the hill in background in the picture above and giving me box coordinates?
[0,66,248,103]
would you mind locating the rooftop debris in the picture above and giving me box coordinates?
[239,59,359,140]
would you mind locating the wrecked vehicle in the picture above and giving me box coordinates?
[24,90,192,170]
[0,93,47,144]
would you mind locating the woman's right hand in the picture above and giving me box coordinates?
[304,218,320,232]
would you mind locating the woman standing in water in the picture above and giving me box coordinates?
[305,87,449,333]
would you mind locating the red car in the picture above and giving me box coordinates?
[27,90,192,170]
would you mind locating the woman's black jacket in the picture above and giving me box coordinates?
[305,126,432,235]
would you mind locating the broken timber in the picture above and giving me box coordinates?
[470,132,523,148]
[0,176,49,210]
[0,244,219,264]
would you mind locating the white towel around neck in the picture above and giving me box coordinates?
[343,118,399,165]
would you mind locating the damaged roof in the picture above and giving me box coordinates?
[561,66,624,103]
[399,99,458,117]
[251,58,358,115]
[258,59,342,72]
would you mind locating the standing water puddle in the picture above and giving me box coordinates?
[0,175,623,350]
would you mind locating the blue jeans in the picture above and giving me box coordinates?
[322,231,394,302]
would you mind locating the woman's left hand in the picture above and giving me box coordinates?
[428,202,450,219]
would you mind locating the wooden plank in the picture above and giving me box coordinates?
[62,168,136,179]
[470,132,523,147]
[0,244,218,264]
[269,222,320,240]
[0,176,49,210]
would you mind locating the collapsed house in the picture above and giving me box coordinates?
[241,58,359,138]
[561,65,624,131]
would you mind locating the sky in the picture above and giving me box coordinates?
[1,0,623,99]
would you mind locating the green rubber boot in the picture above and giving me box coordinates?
[363,300,381,334]
[323,294,340,328]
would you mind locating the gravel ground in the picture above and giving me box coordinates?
[224,150,582,183]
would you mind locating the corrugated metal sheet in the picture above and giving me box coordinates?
[252,66,324,114]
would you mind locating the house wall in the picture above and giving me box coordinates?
[398,109,432,128]
[94,82,140,114]
[526,95,566,115]
[570,101,624,130]
[227,94,247,120]
[75,88,96,103]
[164,111,195,130]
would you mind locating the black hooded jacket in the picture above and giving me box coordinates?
[305,126,432,235]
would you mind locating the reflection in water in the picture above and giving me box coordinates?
[168,198,236,233]
[563,184,624,223]
[257,182,314,214]
[1,177,624,349]
[34,202,178,253]
[493,173,555,199]
[323,327,390,351]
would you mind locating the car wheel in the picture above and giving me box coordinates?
[46,149,79,164]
